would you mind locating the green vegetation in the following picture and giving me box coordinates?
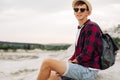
[112,24,120,48]
[0,41,71,51]
[42,44,70,51]
[112,37,120,48]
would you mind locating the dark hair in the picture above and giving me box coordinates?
[74,1,89,11]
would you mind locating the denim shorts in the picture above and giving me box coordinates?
[60,62,98,80]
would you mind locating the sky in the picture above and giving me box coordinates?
[0,0,120,44]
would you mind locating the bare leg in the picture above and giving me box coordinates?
[37,58,66,80]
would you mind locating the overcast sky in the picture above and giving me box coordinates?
[0,0,120,44]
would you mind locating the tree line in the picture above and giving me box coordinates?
[0,37,119,52]
[113,37,120,48]
[0,41,71,51]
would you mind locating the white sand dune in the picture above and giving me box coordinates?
[0,46,120,80]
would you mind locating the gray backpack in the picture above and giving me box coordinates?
[100,33,119,70]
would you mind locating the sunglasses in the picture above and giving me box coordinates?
[73,8,87,12]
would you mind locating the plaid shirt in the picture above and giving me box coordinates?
[69,20,103,69]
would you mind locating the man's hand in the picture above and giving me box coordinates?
[56,72,61,77]
[71,59,79,64]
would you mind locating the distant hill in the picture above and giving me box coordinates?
[0,41,71,51]
[103,24,120,48]
[105,24,120,38]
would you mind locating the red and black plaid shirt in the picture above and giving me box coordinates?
[69,19,103,69]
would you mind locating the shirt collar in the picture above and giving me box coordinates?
[77,19,90,29]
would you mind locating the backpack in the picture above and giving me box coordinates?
[99,33,119,70]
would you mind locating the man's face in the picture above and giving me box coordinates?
[74,4,90,21]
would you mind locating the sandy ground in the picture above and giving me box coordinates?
[0,47,120,80]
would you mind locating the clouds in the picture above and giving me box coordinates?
[0,0,72,13]
[91,0,120,6]
[90,2,120,29]
[0,0,120,43]
[0,1,75,43]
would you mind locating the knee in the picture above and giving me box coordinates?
[42,58,53,66]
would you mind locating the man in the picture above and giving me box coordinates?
[37,0,103,80]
